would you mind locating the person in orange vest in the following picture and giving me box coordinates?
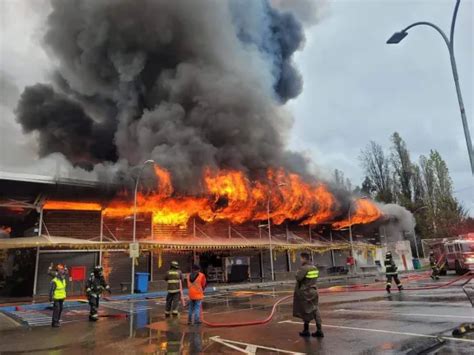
[187,264,207,325]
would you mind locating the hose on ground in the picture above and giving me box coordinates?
[201,272,472,328]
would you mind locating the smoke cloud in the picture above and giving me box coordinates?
[15,0,317,191]
[378,203,416,242]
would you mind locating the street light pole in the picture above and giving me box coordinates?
[266,182,287,281]
[266,197,275,281]
[387,0,474,174]
[131,159,155,294]
[410,205,428,259]
[348,202,355,274]
[348,204,354,258]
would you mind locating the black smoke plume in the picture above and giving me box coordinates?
[16,0,314,191]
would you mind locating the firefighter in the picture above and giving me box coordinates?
[164,261,182,317]
[49,264,67,327]
[85,265,111,321]
[293,252,323,338]
[384,251,403,293]
[429,251,440,280]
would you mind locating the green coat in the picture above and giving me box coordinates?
[293,263,319,321]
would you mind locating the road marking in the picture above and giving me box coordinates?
[279,320,474,344]
[376,300,471,308]
[209,336,305,354]
[333,308,474,319]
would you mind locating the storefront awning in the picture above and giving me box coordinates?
[0,235,376,253]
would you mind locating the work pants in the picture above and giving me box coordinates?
[303,307,322,331]
[386,274,402,288]
[165,292,180,315]
[52,299,64,326]
[88,295,100,320]
[188,300,202,324]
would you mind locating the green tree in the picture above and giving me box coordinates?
[390,132,413,207]
[359,141,394,203]
[418,150,465,239]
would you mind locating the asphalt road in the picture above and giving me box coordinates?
[0,272,473,354]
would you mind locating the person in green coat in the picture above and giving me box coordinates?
[293,252,324,338]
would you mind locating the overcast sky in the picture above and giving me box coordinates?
[0,0,473,214]
[287,0,473,214]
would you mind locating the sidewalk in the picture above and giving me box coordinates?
[0,272,383,312]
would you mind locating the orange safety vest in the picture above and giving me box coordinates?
[187,272,204,300]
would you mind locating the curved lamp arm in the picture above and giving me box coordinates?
[402,22,451,50]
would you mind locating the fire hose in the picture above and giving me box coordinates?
[201,271,473,328]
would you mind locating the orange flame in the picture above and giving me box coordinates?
[43,201,102,211]
[332,199,382,229]
[44,165,382,229]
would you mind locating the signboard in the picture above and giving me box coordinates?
[129,243,139,258]
[70,266,86,281]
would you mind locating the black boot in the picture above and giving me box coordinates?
[398,285,403,291]
[312,330,324,338]
[386,285,391,294]
[299,322,310,337]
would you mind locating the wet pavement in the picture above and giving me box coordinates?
[0,273,473,354]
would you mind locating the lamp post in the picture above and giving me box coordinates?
[265,182,287,281]
[387,0,474,174]
[348,197,369,274]
[131,159,155,294]
[348,202,355,274]
[410,205,428,258]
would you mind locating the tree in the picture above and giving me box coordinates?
[418,150,465,239]
[333,169,352,192]
[359,141,394,203]
[360,176,375,197]
[390,132,413,207]
[359,133,466,241]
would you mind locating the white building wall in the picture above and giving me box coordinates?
[376,240,414,271]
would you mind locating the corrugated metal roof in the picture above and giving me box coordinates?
[0,171,101,187]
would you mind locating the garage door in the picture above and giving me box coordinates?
[37,252,97,296]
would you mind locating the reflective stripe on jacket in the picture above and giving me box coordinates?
[306,268,319,279]
[165,269,182,293]
[384,258,398,275]
[187,272,205,300]
[52,277,67,300]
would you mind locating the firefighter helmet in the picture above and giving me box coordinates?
[385,251,392,258]
[170,261,179,268]
[94,265,104,276]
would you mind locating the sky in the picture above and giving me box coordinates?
[287,0,473,214]
[0,0,473,213]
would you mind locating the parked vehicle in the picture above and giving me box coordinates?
[444,234,474,275]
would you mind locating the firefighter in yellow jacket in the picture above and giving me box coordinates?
[164,261,182,317]
[293,252,324,337]
[49,264,67,327]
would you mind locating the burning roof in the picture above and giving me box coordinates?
[44,165,382,229]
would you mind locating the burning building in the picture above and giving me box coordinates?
[0,170,383,297]
[1,1,390,296]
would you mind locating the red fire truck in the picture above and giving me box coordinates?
[444,233,474,275]
[427,233,474,275]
